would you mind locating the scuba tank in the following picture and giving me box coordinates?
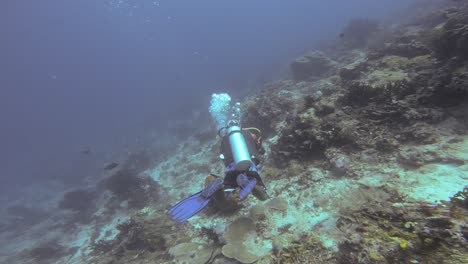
[226,122,253,171]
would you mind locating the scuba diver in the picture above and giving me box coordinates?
[167,94,268,223]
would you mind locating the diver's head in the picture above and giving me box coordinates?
[227,119,239,128]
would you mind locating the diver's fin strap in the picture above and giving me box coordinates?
[201,177,224,198]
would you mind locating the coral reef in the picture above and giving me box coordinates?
[99,169,160,209]
[89,212,176,263]
[273,235,333,264]
[333,188,468,264]
[3,2,468,264]
[291,51,337,81]
[83,4,467,263]
[431,5,468,60]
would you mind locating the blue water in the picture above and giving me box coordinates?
[1,0,411,192]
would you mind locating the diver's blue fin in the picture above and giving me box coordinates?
[167,192,211,223]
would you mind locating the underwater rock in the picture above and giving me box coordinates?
[98,169,160,209]
[374,40,430,58]
[272,236,289,251]
[398,137,467,167]
[297,107,320,125]
[416,215,458,249]
[425,58,468,106]
[332,183,468,264]
[451,186,468,210]
[343,81,381,106]
[397,146,441,167]
[402,106,445,123]
[400,123,437,144]
[426,216,454,229]
[91,213,172,259]
[431,6,468,60]
[343,79,415,107]
[291,51,336,81]
[314,98,336,116]
[379,55,433,72]
[59,188,97,212]
[270,104,378,165]
[408,5,468,106]
[339,59,367,81]
[242,87,304,136]
[274,236,332,263]
[374,135,399,152]
[271,124,327,166]
[325,148,348,176]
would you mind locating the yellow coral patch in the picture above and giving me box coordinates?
[400,238,408,249]
[367,69,409,86]
[382,55,410,69]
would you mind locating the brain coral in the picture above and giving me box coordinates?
[222,217,263,263]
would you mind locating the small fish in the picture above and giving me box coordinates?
[81,149,91,155]
[104,162,119,170]
[339,33,345,39]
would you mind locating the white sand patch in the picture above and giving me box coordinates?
[399,163,468,203]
